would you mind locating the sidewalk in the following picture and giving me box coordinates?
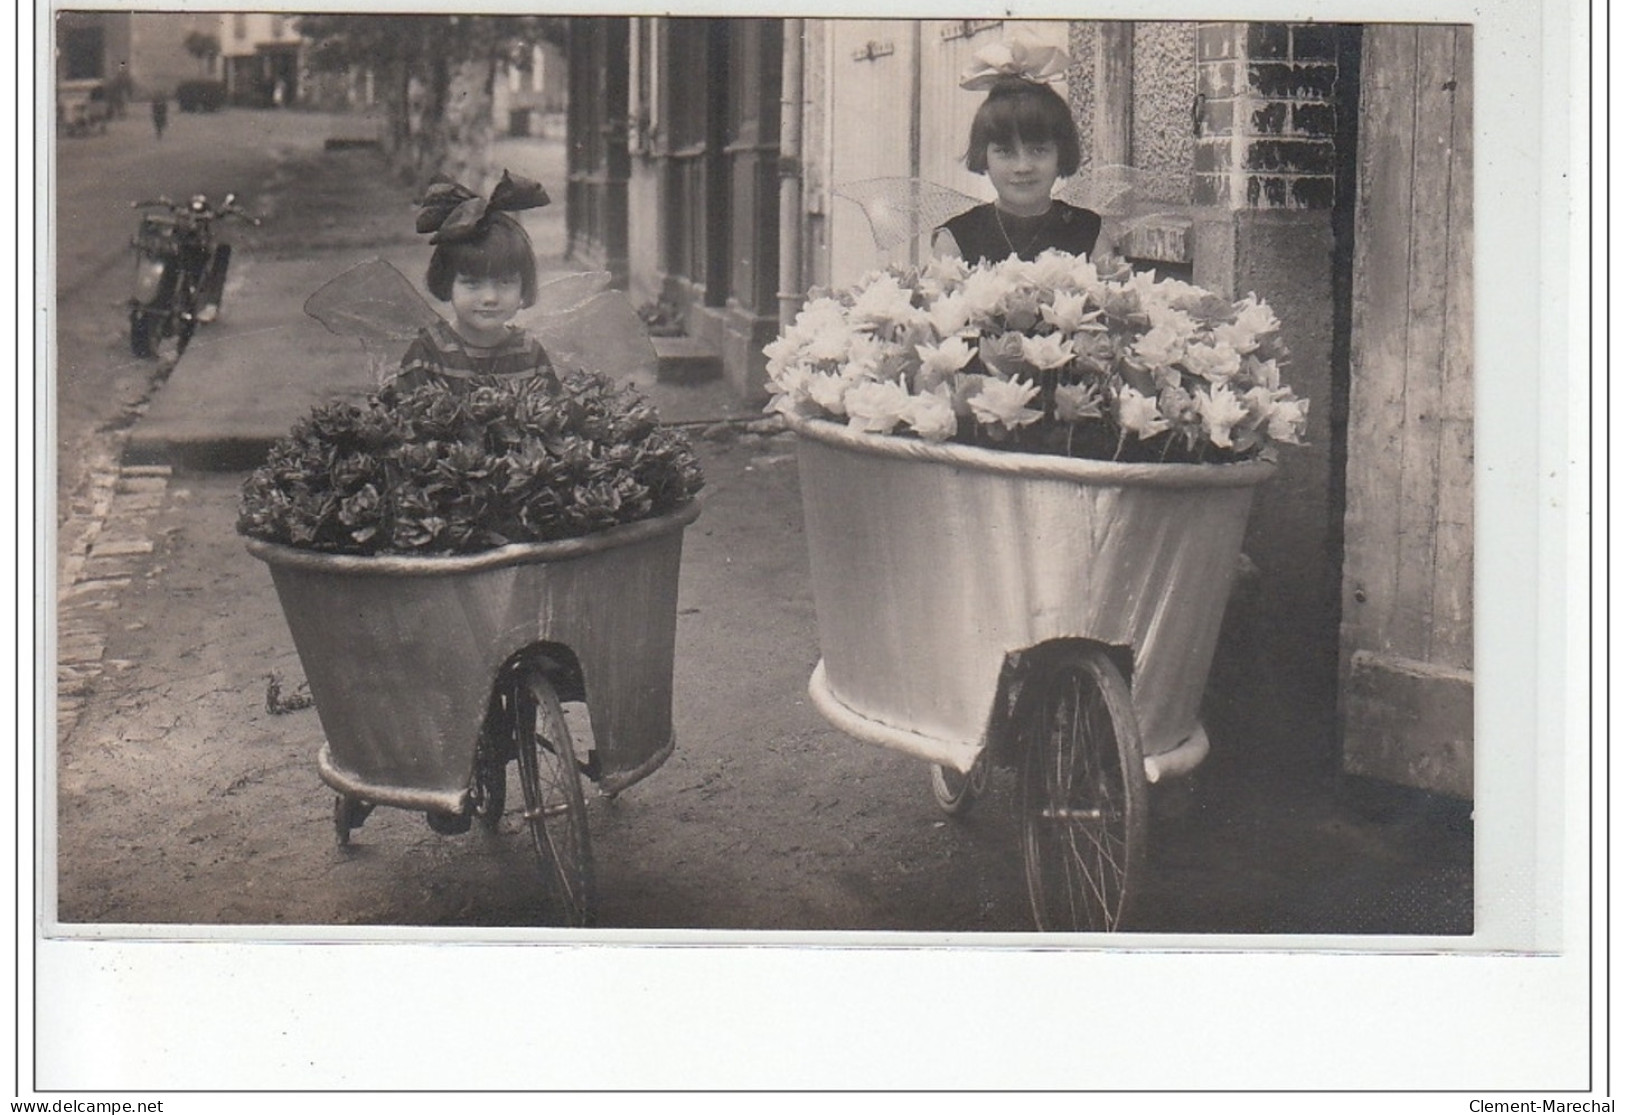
[123,139,752,471]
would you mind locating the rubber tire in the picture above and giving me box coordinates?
[512,666,595,927]
[129,309,157,359]
[197,244,231,319]
[1017,647,1148,932]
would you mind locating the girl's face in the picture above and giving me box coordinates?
[985,138,1060,217]
[450,273,525,345]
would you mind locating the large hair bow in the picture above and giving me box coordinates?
[415,169,551,244]
[959,33,1071,91]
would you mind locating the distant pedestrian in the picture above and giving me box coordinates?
[150,97,168,140]
[272,79,286,109]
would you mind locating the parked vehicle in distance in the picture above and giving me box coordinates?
[175,80,227,113]
[128,192,260,359]
[57,80,110,136]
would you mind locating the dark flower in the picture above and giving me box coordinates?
[239,374,703,555]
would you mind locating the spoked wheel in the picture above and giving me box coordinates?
[929,753,988,817]
[1017,646,1148,932]
[509,664,595,927]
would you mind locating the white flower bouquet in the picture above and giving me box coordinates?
[766,252,1308,464]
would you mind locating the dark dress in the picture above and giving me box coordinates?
[939,200,1101,265]
[390,319,559,396]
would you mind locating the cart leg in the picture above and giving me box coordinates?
[1016,647,1148,932]
[509,664,596,927]
[334,794,375,847]
[929,752,989,817]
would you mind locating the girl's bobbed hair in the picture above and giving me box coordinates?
[964,76,1082,177]
[424,212,539,306]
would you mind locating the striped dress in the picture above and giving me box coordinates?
[390,319,559,396]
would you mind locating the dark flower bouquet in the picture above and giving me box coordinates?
[237,372,705,555]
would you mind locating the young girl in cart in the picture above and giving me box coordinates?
[390,170,560,396]
[933,37,1102,265]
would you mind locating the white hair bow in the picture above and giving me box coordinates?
[959,33,1071,91]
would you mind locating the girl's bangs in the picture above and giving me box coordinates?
[987,94,1065,146]
[446,222,532,279]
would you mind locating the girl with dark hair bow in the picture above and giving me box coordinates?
[391,170,560,396]
[933,35,1102,265]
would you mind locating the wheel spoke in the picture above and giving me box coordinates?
[1020,649,1147,932]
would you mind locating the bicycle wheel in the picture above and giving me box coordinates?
[510,665,594,927]
[196,244,230,321]
[1017,646,1148,932]
[929,753,988,817]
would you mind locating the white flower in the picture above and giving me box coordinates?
[1232,293,1281,336]
[969,376,1043,431]
[1182,341,1243,383]
[1040,290,1098,334]
[1132,323,1186,367]
[921,253,970,295]
[1117,386,1171,440]
[1265,394,1309,444]
[1054,382,1103,423]
[843,331,888,377]
[925,292,973,339]
[1144,300,1196,338]
[904,387,959,442]
[1019,332,1076,371]
[960,267,1016,322]
[1196,383,1251,448]
[1028,249,1082,292]
[850,272,921,329]
[915,335,976,391]
[844,376,913,434]
[806,371,851,416]
[1244,355,1283,391]
[804,324,856,365]
[1064,253,1103,293]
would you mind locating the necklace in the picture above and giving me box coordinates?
[993,204,1052,259]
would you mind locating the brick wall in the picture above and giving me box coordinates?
[1195,22,1340,209]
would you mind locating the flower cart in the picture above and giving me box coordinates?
[767,251,1304,931]
[241,374,704,927]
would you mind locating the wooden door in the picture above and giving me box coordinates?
[824,19,1071,288]
[1340,24,1473,798]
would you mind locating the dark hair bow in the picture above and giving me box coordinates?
[415,169,551,244]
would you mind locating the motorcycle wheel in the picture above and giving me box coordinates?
[129,309,157,359]
[175,313,197,357]
[197,244,231,321]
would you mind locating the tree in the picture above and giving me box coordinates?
[182,30,220,77]
[298,14,563,186]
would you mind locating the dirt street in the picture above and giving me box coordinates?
[54,436,1470,934]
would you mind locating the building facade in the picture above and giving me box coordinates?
[221,11,303,107]
[565,17,1472,794]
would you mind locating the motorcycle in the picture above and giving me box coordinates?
[128,192,260,359]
